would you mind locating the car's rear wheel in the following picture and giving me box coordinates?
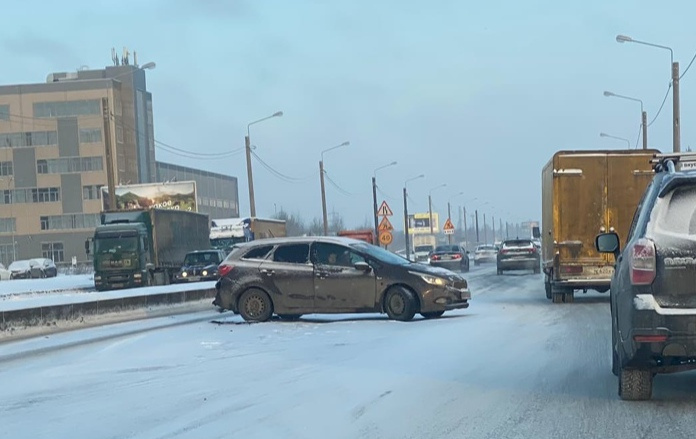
[421,311,445,319]
[238,288,273,322]
[619,368,653,401]
[278,314,302,321]
[384,286,418,322]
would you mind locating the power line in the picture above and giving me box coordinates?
[648,83,671,127]
[324,171,352,196]
[634,123,642,149]
[377,186,397,202]
[251,150,310,183]
[680,50,696,80]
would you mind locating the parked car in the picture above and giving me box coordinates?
[9,258,57,279]
[496,239,541,275]
[175,249,227,283]
[214,237,471,322]
[429,245,470,272]
[596,154,696,401]
[473,244,497,265]
[0,263,10,280]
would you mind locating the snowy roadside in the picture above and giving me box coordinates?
[0,274,94,299]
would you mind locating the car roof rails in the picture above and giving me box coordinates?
[650,152,696,173]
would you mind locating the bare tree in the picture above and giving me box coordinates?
[272,209,306,236]
[307,217,323,236]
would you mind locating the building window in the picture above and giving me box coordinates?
[116,126,124,143]
[0,161,12,176]
[79,128,102,143]
[0,131,57,148]
[37,157,103,174]
[41,242,64,262]
[28,187,60,203]
[33,100,100,118]
[0,218,15,233]
[82,185,102,200]
[41,213,100,230]
[0,105,9,121]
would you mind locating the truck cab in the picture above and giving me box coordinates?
[88,223,152,291]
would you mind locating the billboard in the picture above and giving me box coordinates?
[408,212,439,235]
[101,181,197,212]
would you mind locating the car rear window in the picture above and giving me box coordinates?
[652,184,696,235]
[435,245,460,252]
[273,244,310,264]
[503,240,532,248]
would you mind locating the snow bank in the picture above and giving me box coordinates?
[0,274,94,298]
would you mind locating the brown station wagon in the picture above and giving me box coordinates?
[213,236,471,322]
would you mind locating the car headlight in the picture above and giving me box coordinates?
[133,273,142,279]
[94,275,102,281]
[410,271,447,286]
[202,270,208,276]
[182,271,188,277]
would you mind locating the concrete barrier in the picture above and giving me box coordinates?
[0,287,217,342]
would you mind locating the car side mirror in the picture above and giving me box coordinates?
[596,232,620,258]
[354,261,371,272]
[84,239,91,255]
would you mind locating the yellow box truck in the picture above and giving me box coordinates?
[541,149,658,303]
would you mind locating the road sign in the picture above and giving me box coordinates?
[378,216,394,232]
[379,231,393,246]
[443,218,455,235]
[377,200,393,216]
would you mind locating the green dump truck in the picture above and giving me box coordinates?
[87,209,210,291]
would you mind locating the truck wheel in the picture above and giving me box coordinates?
[552,293,564,304]
[563,292,575,303]
[619,368,653,401]
[545,277,552,299]
[421,311,445,319]
[384,286,418,322]
[238,288,273,322]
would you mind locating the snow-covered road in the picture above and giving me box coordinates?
[2,264,696,438]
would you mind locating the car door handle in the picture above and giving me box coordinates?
[260,269,275,276]
[315,272,328,279]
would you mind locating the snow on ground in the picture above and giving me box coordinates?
[0,280,216,312]
[0,274,94,298]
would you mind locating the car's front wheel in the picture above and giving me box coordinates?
[619,368,653,401]
[238,288,273,322]
[421,311,445,319]
[384,286,418,322]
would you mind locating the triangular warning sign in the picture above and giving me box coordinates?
[377,200,393,216]
[443,218,455,231]
[378,216,394,232]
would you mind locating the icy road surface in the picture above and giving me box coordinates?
[3,264,696,439]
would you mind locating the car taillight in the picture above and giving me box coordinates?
[218,264,234,277]
[452,254,462,259]
[630,238,656,286]
[431,255,441,261]
[560,265,583,274]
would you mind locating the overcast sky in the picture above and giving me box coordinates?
[2,0,696,227]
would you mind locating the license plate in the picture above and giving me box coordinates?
[112,283,125,288]
[189,276,201,281]
[584,266,614,276]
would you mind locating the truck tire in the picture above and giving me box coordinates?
[238,288,273,322]
[552,293,564,304]
[545,277,552,299]
[563,292,575,303]
[384,286,418,322]
[619,368,653,401]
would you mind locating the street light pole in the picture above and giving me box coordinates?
[319,141,350,235]
[475,210,480,243]
[404,174,425,260]
[603,91,648,149]
[245,111,283,217]
[446,191,464,244]
[372,161,397,245]
[600,132,631,149]
[428,184,447,234]
[616,34,679,152]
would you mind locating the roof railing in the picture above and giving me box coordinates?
[650,152,696,173]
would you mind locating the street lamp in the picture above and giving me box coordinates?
[372,161,397,245]
[616,34,679,152]
[245,111,283,217]
[428,184,447,234]
[446,192,464,244]
[600,132,631,149]
[319,141,350,235]
[403,174,425,261]
[603,91,647,149]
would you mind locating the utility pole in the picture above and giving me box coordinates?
[492,215,496,242]
[483,213,488,244]
[319,160,328,235]
[102,98,116,211]
[642,110,648,150]
[372,177,379,245]
[403,187,410,260]
[447,201,452,244]
[428,194,434,234]
[673,61,681,153]
[475,210,480,243]
[506,221,509,239]
[245,134,256,217]
[463,207,468,249]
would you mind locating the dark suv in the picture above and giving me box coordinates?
[213,236,471,322]
[596,153,696,400]
[175,249,227,283]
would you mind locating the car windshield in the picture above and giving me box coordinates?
[184,252,220,265]
[352,243,410,265]
[95,236,139,254]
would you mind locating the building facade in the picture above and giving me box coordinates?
[0,64,154,266]
[156,161,238,220]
